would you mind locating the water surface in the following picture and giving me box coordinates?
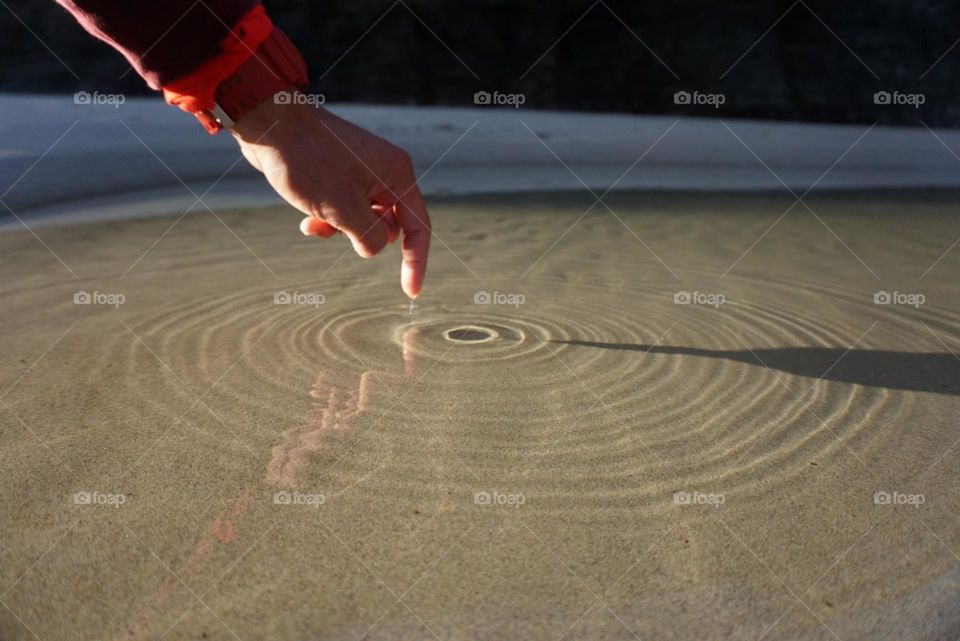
[1,191,958,640]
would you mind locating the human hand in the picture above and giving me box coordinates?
[230,93,431,298]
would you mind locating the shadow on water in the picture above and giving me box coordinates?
[552,341,960,396]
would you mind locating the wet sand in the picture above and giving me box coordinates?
[1,190,958,640]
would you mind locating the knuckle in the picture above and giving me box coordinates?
[387,145,414,171]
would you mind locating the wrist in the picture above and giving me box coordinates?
[163,18,309,135]
[230,88,306,141]
[161,5,274,131]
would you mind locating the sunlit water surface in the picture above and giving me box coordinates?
[1,191,958,640]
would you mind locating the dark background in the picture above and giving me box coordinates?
[2,0,959,126]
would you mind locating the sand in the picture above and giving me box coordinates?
[0,190,958,640]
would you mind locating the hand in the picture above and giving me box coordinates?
[230,93,431,298]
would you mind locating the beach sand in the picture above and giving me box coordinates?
[0,190,958,640]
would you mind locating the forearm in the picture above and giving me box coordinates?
[55,0,431,297]
[55,0,259,88]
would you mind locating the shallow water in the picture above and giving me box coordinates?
[1,191,958,640]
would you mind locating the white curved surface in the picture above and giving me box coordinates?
[2,94,960,227]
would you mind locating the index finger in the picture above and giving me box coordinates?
[395,184,431,299]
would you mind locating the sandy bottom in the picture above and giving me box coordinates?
[1,190,958,640]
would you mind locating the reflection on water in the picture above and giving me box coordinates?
[1,191,958,640]
[119,327,426,639]
[266,371,371,488]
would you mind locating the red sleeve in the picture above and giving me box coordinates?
[55,0,261,89]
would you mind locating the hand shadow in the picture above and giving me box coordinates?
[552,341,960,396]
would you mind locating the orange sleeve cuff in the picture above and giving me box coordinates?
[161,4,273,116]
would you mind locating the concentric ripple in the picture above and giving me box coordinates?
[17,198,956,517]
[100,261,957,517]
[444,325,500,343]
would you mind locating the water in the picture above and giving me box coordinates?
[0,190,957,640]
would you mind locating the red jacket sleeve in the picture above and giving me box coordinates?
[56,0,260,89]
